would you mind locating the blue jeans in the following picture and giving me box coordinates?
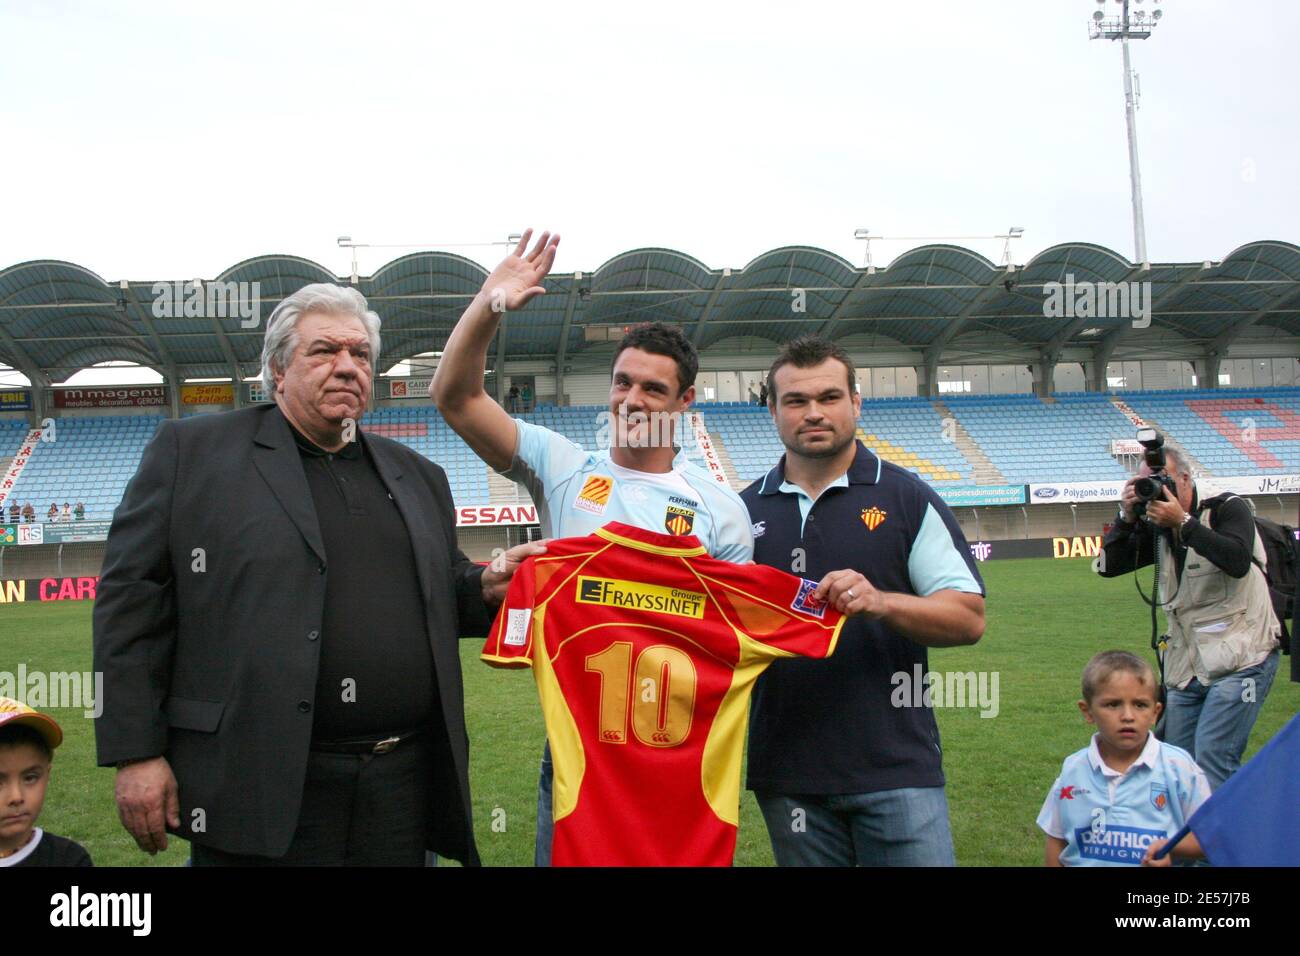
[1163,650,1280,791]
[534,742,553,867]
[755,787,956,866]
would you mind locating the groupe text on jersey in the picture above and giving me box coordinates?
[481,521,846,866]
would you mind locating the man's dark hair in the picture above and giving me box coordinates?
[767,335,857,403]
[0,723,53,762]
[611,323,699,396]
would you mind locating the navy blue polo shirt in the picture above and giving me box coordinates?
[741,441,985,795]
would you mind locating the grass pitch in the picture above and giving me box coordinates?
[3,556,1296,866]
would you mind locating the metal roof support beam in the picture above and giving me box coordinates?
[1093,263,1207,374]
[1031,357,1054,398]
[206,313,245,409]
[815,268,877,338]
[1192,285,1300,391]
[555,273,583,404]
[1194,355,1222,390]
[1090,262,1222,390]
[1039,264,1154,396]
[0,323,51,427]
[690,269,729,346]
[920,268,1015,397]
[1041,263,1153,358]
[1206,285,1300,359]
[122,284,185,417]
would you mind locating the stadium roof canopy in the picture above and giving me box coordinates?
[1,240,1298,388]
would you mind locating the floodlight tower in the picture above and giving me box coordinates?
[1089,0,1166,266]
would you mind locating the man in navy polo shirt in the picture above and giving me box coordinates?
[742,336,986,866]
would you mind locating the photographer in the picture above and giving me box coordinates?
[1097,440,1281,791]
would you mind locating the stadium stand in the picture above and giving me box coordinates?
[0,418,30,455]
[704,399,973,484]
[941,393,1134,485]
[1121,387,1300,474]
[5,416,163,519]
[362,406,490,503]
[8,388,1300,524]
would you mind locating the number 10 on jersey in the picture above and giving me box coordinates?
[585,641,698,747]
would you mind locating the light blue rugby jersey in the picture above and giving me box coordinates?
[1037,732,1210,866]
[502,418,754,563]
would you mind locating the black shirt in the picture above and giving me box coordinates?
[288,418,438,741]
[3,830,93,867]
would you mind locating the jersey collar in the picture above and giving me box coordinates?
[594,521,708,557]
[0,827,42,867]
[1087,731,1161,777]
[758,440,881,496]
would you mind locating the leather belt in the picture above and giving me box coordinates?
[310,729,421,755]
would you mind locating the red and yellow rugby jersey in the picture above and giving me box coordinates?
[482,520,845,866]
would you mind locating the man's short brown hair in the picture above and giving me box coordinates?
[766,335,857,403]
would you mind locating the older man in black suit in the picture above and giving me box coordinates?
[93,276,548,866]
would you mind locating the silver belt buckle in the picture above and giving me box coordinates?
[372,735,400,755]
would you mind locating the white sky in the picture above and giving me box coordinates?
[1,0,1297,286]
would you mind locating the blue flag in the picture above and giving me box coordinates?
[1165,713,1300,866]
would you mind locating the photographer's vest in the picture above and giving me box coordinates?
[1159,498,1280,689]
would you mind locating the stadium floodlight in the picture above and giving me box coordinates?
[1089,0,1167,266]
[853,229,872,271]
[335,233,525,284]
[1001,228,1026,267]
[855,229,1024,271]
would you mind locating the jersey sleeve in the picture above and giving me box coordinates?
[481,555,540,668]
[501,419,591,504]
[710,494,755,564]
[907,492,985,597]
[703,561,845,661]
[1171,751,1212,820]
[1036,778,1066,839]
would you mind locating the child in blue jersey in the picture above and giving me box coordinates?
[1038,651,1208,867]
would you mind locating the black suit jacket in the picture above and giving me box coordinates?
[93,405,491,863]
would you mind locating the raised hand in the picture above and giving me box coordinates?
[480,228,561,313]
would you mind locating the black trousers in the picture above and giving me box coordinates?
[191,737,433,866]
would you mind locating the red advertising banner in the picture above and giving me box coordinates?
[0,576,100,604]
[53,386,167,408]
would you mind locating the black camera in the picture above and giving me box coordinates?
[1132,428,1177,517]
